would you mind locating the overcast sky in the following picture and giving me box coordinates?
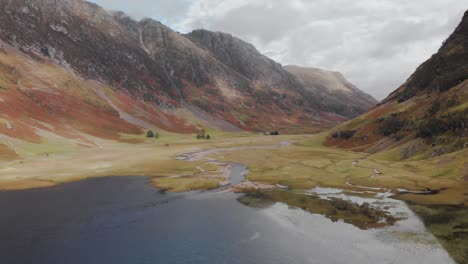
[90,0,467,100]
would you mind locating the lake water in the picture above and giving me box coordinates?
[0,175,455,264]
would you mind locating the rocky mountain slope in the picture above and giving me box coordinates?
[186,30,377,119]
[0,0,376,158]
[326,10,468,160]
[284,66,378,118]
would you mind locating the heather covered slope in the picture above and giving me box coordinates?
[0,41,198,157]
[326,10,468,160]
[0,0,367,135]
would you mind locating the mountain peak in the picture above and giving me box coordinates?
[0,0,379,137]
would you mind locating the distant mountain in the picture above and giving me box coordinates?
[186,30,377,119]
[0,0,376,152]
[326,10,468,159]
[186,29,301,91]
[284,66,378,118]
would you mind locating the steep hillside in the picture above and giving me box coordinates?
[187,31,376,119]
[186,29,301,90]
[0,42,196,151]
[0,0,377,158]
[0,0,363,134]
[326,10,468,160]
[284,65,378,118]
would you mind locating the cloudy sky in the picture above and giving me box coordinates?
[90,0,467,100]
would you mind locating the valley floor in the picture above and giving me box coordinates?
[0,132,466,206]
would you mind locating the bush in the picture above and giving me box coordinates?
[331,130,356,140]
[446,95,459,108]
[380,119,406,136]
[379,113,407,136]
[205,135,211,140]
[428,102,441,116]
[417,119,448,138]
[146,130,155,138]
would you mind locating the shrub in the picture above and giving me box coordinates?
[428,102,441,116]
[446,95,459,108]
[379,113,407,136]
[205,134,211,140]
[417,118,448,138]
[380,119,406,136]
[331,130,356,140]
[146,130,155,138]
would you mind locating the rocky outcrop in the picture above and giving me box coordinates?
[186,29,300,90]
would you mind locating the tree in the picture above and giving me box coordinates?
[205,134,211,139]
[146,130,155,138]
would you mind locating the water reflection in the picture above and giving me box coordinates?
[0,177,455,264]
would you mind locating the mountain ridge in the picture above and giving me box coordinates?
[0,0,376,154]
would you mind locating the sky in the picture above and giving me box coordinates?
[89,0,467,100]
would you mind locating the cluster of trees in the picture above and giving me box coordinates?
[146,130,159,138]
[417,110,468,138]
[331,130,356,140]
[196,129,211,140]
[265,131,280,135]
[378,113,407,137]
[376,108,468,140]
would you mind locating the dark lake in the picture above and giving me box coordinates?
[0,176,455,264]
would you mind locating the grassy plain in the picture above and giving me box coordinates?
[0,132,466,206]
[213,133,468,206]
[0,132,293,191]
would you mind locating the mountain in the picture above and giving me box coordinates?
[186,29,300,90]
[0,0,376,154]
[284,65,378,118]
[326,10,468,159]
[186,30,377,119]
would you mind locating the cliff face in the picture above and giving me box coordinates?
[0,0,376,147]
[326,10,468,159]
[186,29,300,90]
[187,30,377,118]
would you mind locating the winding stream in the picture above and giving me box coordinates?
[0,142,457,264]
